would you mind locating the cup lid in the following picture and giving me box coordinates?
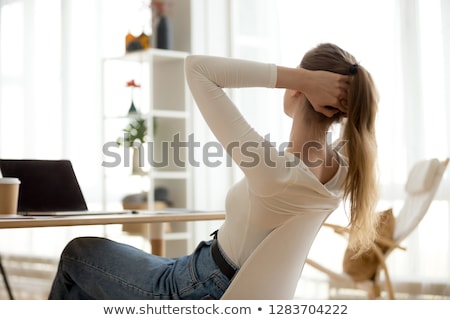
[0,178,21,184]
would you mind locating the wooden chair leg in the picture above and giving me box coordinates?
[0,256,14,300]
[373,246,395,300]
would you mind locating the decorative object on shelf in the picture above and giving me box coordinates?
[152,1,173,49]
[154,187,173,207]
[126,79,141,114]
[116,117,148,147]
[125,3,152,53]
[125,31,142,52]
[138,31,151,50]
[116,116,148,176]
[125,30,151,53]
[122,187,173,210]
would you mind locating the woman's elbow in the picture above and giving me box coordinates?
[185,55,202,76]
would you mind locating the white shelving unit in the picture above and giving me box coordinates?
[101,48,193,257]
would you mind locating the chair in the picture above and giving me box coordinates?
[305,157,449,299]
[222,213,329,300]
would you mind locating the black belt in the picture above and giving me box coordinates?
[210,230,237,280]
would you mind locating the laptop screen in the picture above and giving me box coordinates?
[0,159,88,212]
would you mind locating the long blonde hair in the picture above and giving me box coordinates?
[300,43,379,253]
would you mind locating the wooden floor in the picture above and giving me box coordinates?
[0,255,57,300]
[2,257,450,300]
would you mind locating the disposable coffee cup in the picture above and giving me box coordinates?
[0,178,21,215]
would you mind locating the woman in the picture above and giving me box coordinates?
[48,43,379,299]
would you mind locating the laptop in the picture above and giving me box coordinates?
[0,159,130,216]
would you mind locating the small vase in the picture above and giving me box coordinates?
[127,86,138,114]
[156,15,172,49]
[128,100,137,114]
[132,147,146,175]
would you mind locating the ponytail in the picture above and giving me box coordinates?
[342,66,379,254]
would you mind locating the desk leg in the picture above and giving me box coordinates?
[0,256,14,299]
[150,223,165,256]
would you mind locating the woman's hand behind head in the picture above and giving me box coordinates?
[302,69,352,117]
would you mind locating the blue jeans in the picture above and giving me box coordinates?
[48,237,232,299]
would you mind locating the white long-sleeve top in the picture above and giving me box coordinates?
[185,55,347,267]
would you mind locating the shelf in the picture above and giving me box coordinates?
[102,48,193,257]
[106,48,188,63]
[104,110,187,121]
[153,109,188,119]
[102,168,189,180]
[103,113,146,120]
[152,171,189,179]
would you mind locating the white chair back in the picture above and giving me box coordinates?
[393,158,449,242]
[221,213,328,300]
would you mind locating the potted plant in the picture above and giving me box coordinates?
[116,116,148,147]
[116,116,148,175]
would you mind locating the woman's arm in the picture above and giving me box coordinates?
[185,55,347,194]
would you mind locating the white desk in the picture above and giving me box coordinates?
[0,210,225,299]
[0,211,226,256]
